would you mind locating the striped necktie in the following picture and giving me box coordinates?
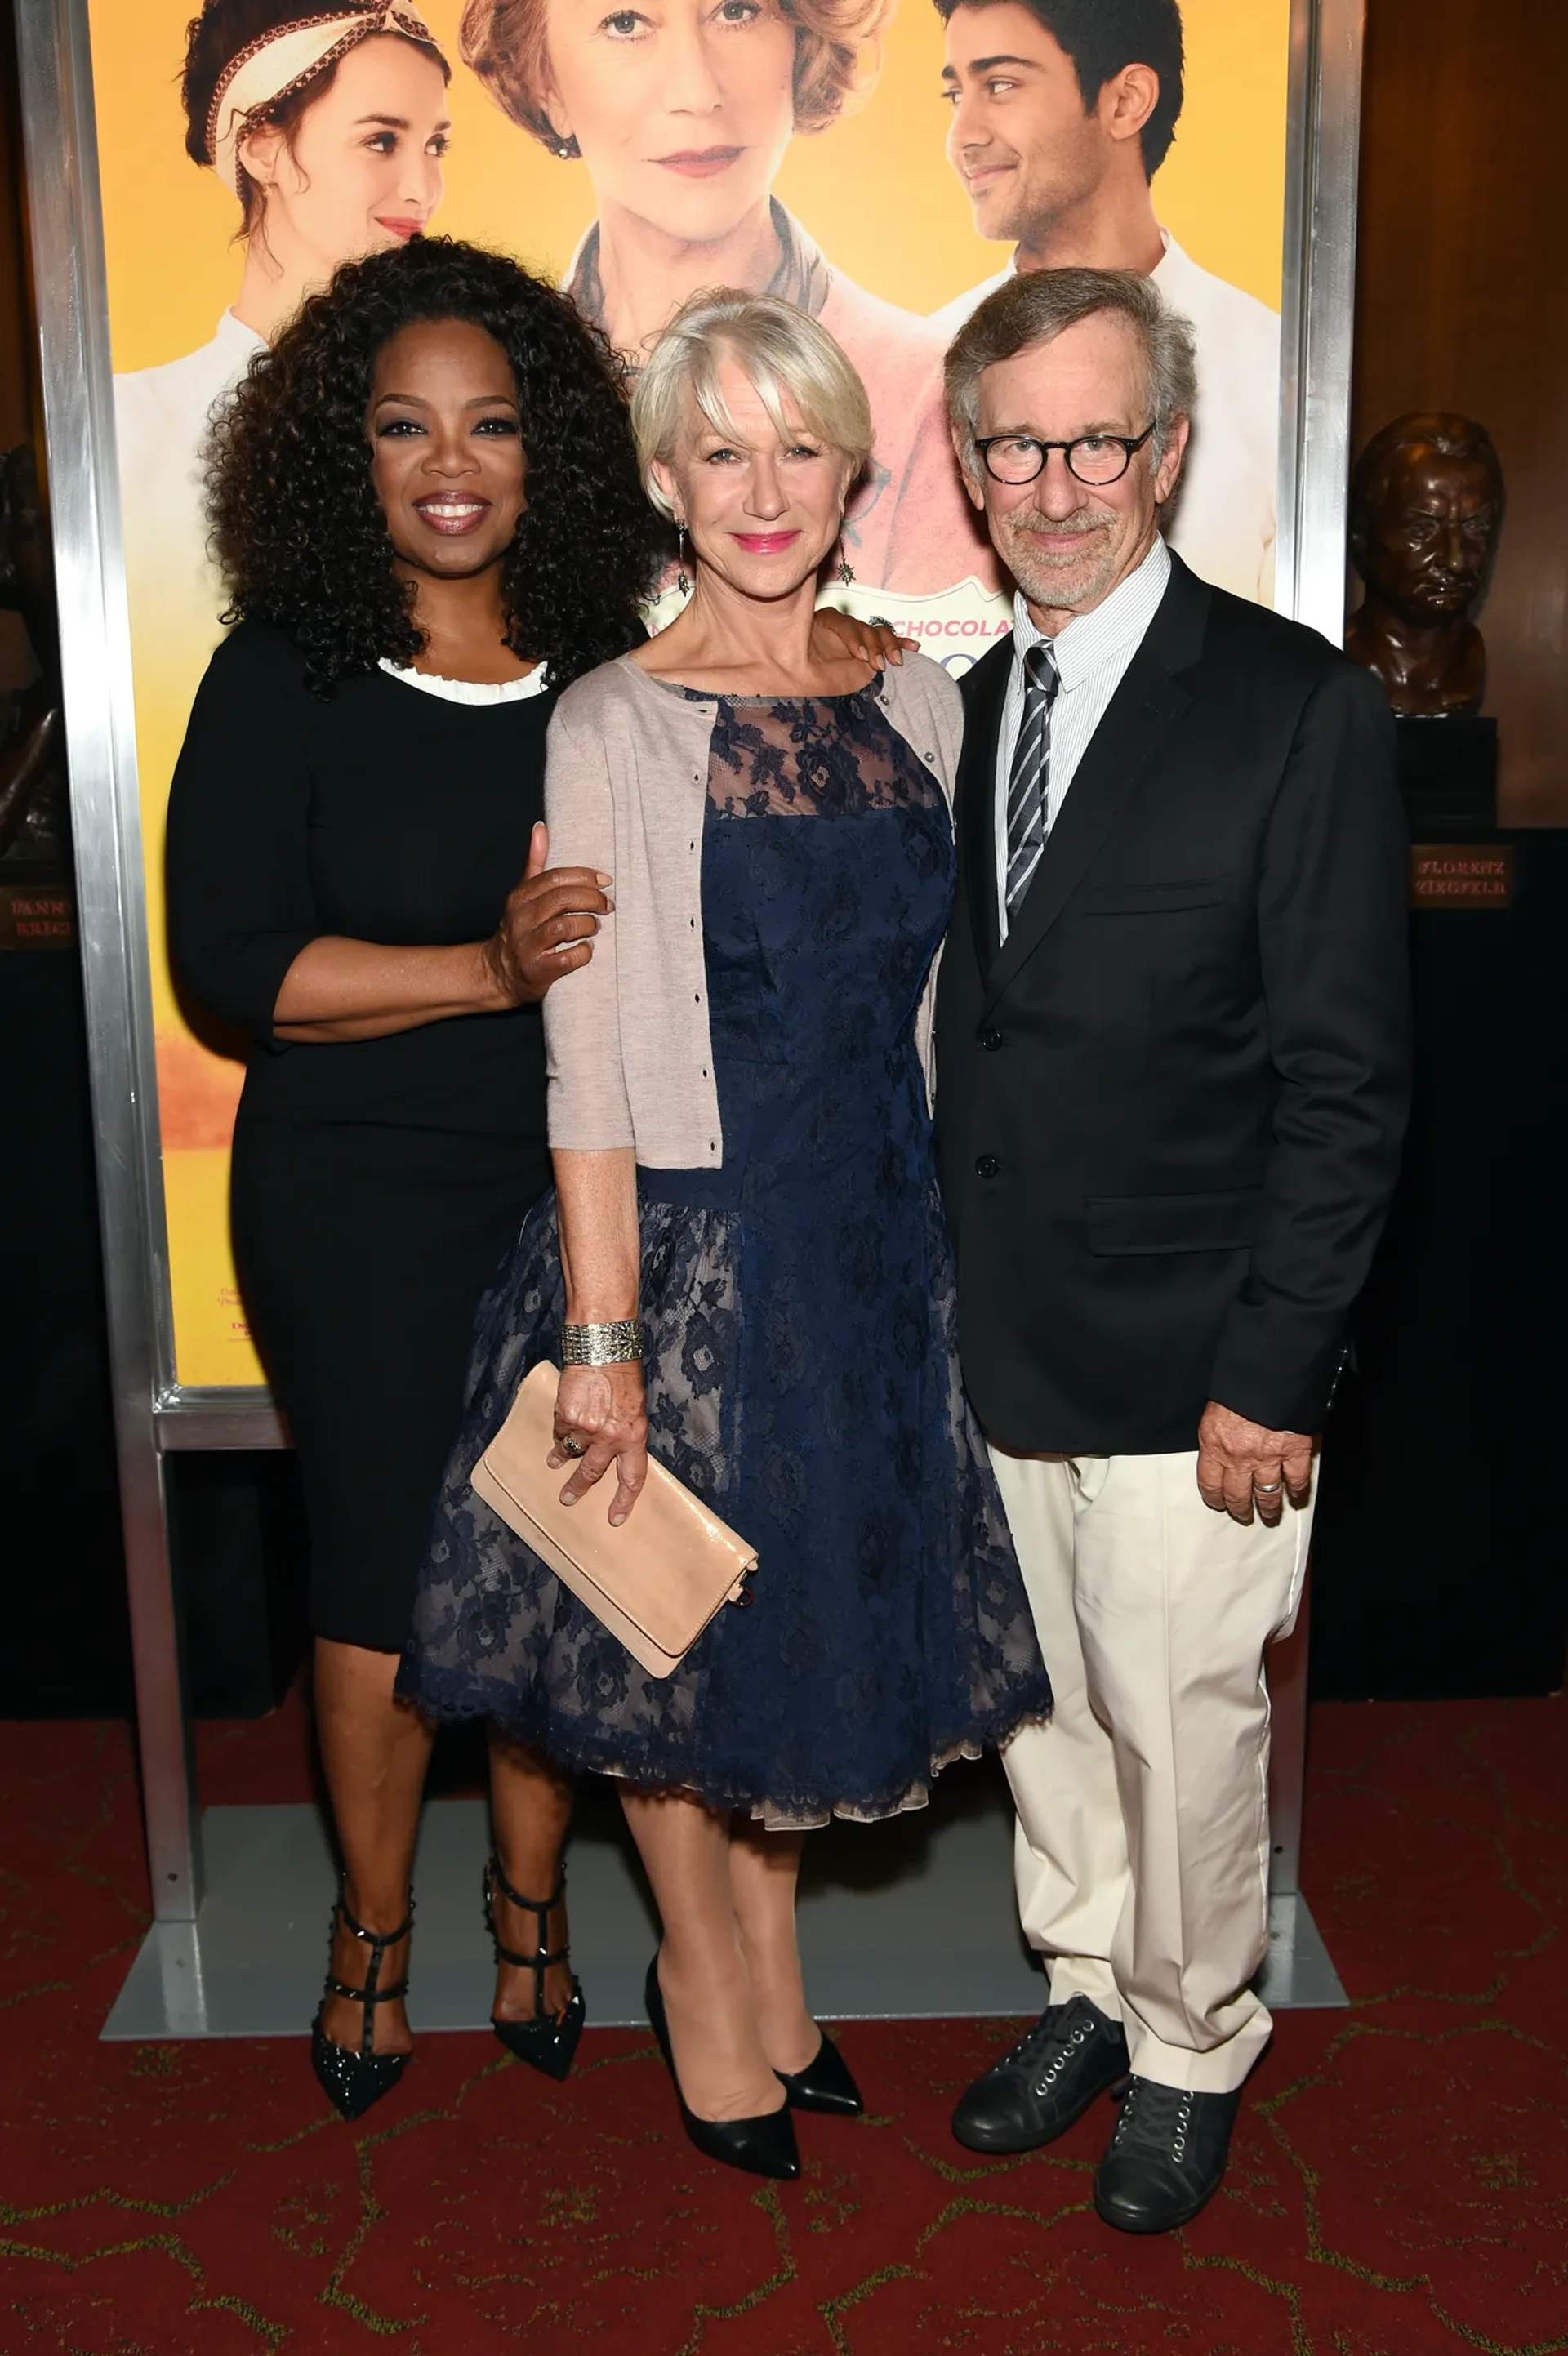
[1004,639,1059,916]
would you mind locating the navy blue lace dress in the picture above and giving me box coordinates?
[396,681,1051,1825]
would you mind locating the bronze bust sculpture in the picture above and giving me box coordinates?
[1346,412,1503,716]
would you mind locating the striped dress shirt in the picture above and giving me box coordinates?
[993,535,1172,942]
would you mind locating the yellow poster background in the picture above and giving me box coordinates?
[87,0,1290,1386]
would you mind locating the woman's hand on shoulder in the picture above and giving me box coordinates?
[812,607,917,674]
[549,1360,648,1525]
[483,823,613,1007]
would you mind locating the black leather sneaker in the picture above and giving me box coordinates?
[951,1996,1130,2154]
[1093,2076,1242,2233]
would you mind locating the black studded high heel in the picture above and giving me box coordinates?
[484,1853,586,2081]
[644,1956,800,2180]
[310,1890,414,2122]
[776,2032,864,2117]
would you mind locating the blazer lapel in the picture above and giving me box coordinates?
[981,560,1209,1017]
[956,638,1011,975]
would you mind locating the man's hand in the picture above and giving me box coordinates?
[482,822,612,1007]
[812,606,916,671]
[1196,1401,1316,1526]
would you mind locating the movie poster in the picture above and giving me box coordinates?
[87,0,1290,1385]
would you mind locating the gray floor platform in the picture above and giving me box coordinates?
[103,1766,1345,2039]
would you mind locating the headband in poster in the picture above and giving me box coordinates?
[205,2,440,196]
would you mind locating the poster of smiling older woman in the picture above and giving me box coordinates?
[86,0,1289,1384]
[458,0,991,599]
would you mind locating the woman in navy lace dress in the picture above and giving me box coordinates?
[398,292,1050,2177]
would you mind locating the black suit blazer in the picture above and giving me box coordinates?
[934,552,1411,1455]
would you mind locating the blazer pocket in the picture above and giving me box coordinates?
[1079,876,1232,915]
[1085,1187,1263,1256]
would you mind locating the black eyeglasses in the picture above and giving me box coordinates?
[973,426,1156,488]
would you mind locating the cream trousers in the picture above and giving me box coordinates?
[990,1447,1313,2094]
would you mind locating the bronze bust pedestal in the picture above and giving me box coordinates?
[1347,412,1503,826]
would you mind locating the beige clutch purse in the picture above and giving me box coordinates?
[469,1360,758,1678]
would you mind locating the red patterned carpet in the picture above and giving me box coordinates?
[1,1695,1564,2355]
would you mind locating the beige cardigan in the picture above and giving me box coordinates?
[541,652,964,1166]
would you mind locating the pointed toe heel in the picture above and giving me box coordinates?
[688,2104,801,2180]
[777,2033,863,2117]
[310,2020,409,2122]
[311,1891,414,2122]
[485,1855,586,2081]
[644,1957,800,2180]
[491,1992,586,2082]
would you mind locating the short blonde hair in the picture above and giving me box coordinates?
[630,290,875,517]
[461,0,889,156]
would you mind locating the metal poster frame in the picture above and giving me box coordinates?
[15,0,1365,1978]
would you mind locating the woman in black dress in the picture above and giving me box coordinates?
[165,238,660,2118]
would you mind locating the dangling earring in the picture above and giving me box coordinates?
[835,544,855,588]
[676,521,691,597]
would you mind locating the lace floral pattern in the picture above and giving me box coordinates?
[397,685,1052,1824]
[704,679,943,820]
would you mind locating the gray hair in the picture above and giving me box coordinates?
[943,268,1198,470]
[630,289,874,518]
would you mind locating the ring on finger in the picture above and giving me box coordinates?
[1253,1476,1284,1494]
[557,1434,588,1459]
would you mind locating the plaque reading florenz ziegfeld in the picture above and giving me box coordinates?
[1409,845,1514,910]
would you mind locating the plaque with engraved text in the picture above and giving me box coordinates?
[1410,845,1515,910]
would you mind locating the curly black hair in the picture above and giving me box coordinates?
[207,238,662,693]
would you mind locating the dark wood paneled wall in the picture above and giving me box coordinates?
[1352,0,1568,822]
[0,0,33,452]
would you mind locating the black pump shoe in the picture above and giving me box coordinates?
[310,1891,414,2122]
[776,2033,863,2117]
[484,1854,586,2082]
[644,1957,800,2180]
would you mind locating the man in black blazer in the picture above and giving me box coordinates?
[935,268,1410,2234]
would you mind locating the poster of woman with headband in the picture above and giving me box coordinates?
[92,0,1291,1385]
